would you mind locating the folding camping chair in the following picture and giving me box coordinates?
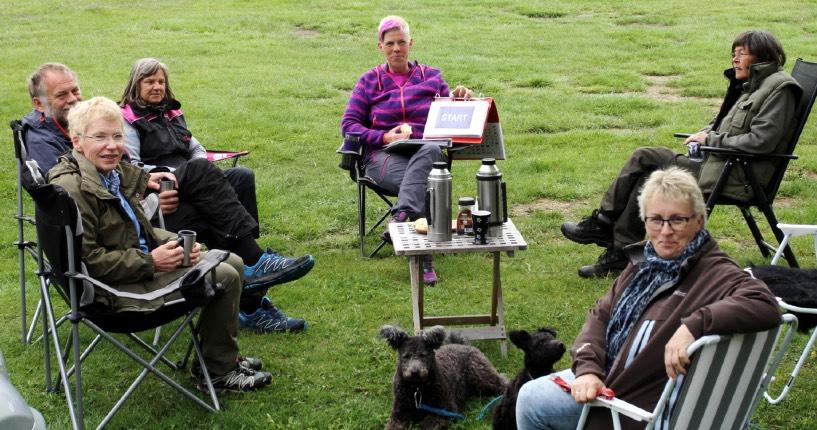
[690,58,817,268]
[576,314,797,430]
[759,223,817,405]
[338,134,396,258]
[22,162,227,430]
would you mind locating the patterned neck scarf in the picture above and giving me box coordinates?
[605,228,709,372]
[99,170,149,253]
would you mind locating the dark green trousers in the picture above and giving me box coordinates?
[600,147,699,249]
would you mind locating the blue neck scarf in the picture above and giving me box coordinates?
[99,170,149,253]
[604,228,709,372]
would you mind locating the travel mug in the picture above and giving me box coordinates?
[159,179,174,193]
[177,230,196,267]
[472,210,491,245]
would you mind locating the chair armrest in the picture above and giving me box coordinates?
[776,223,817,237]
[673,133,691,138]
[699,146,798,160]
[585,397,655,423]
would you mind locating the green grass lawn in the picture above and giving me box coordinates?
[2,1,817,428]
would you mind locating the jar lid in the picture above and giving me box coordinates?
[458,197,475,205]
[432,161,449,169]
[481,158,496,165]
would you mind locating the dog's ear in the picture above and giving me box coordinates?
[380,325,408,350]
[538,327,558,337]
[422,326,446,350]
[509,330,531,350]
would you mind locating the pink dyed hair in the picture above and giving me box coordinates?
[378,15,410,41]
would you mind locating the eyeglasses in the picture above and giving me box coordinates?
[732,50,752,59]
[644,215,695,231]
[82,133,125,144]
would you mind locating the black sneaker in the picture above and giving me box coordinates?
[561,210,614,247]
[238,356,263,371]
[197,365,272,393]
[578,248,629,278]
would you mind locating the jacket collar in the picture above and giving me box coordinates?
[69,150,142,201]
[744,62,782,92]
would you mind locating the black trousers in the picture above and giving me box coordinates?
[163,158,259,250]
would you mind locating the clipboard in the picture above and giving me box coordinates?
[422,97,505,160]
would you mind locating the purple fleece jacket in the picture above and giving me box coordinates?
[340,61,450,151]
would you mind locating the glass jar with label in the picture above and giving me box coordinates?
[456,197,475,236]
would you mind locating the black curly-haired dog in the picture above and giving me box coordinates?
[492,328,566,430]
[380,325,508,429]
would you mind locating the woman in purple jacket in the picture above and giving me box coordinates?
[341,15,471,284]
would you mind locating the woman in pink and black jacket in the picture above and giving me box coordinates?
[341,15,471,284]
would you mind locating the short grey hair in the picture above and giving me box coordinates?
[378,15,411,41]
[28,63,77,99]
[638,167,706,220]
[119,58,175,107]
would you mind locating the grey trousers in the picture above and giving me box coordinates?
[600,147,699,248]
[364,144,445,219]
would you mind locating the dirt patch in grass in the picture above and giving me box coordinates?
[804,170,817,181]
[642,75,721,106]
[511,198,590,217]
[294,26,320,38]
[775,196,795,208]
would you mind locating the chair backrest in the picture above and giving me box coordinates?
[23,175,84,302]
[765,58,817,198]
[659,326,781,429]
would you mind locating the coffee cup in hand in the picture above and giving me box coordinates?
[177,230,196,267]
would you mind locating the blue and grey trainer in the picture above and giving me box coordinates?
[243,248,314,291]
[239,297,307,333]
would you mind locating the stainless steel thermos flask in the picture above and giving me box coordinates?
[476,158,507,237]
[426,161,453,242]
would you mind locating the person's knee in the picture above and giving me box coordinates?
[416,143,444,159]
[215,256,243,300]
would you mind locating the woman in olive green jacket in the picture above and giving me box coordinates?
[561,30,802,279]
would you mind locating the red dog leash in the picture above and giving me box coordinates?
[551,375,615,400]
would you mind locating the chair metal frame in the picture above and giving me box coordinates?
[10,119,47,344]
[762,223,817,405]
[24,169,224,430]
[338,142,396,258]
[576,314,797,430]
[699,58,817,268]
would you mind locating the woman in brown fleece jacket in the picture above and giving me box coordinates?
[516,168,780,430]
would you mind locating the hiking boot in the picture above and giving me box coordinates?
[197,365,272,393]
[239,297,307,333]
[380,211,409,244]
[561,210,614,247]
[422,255,438,286]
[238,356,263,371]
[243,248,314,291]
[578,248,629,278]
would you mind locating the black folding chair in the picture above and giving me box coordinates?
[22,164,227,429]
[695,58,817,267]
[338,136,396,258]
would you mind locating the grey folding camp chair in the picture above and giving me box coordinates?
[576,314,797,430]
[23,163,228,430]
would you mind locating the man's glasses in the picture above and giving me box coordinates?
[644,215,694,231]
[82,133,125,144]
